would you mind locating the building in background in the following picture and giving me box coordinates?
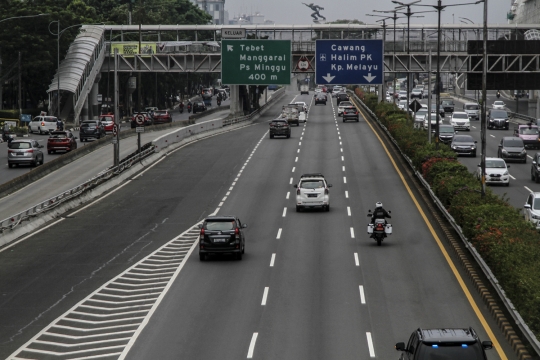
[191,0,228,25]
[508,0,540,24]
[229,12,275,25]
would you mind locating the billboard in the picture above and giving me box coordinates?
[110,42,157,56]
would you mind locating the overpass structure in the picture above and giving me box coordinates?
[48,23,540,123]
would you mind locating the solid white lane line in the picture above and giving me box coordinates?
[290,177,293,184]
[359,285,366,304]
[295,157,298,162]
[344,177,347,184]
[292,167,295,172]
[525,186,534,193]
[350,227,355,238]
[282,208,287,217]
[342,166,345,171]
[347,207,351,216]
[286,191,290,199]
[354,253,360,266]
[528,155,533,159]
[366,332,376,357]
[345,191,349,198]
[510,175,516,180]
[261,287,269,305]
[270,253,276,267]
[247,333,258,358]
[277,228,282,239]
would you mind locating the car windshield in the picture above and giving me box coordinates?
[417,343,483,360]
[490,110,508,118]
[533,198,540,210]
[100,116,113,122]
[272,121,287,125]
[340,102,352,107]
[494,101,504,106]
[81,121,97,127]
[8,142,31,149]
[417,109,428,116]
[442,101,453,105]
[454,135,474,143]
[439,127,454,133]
[486,159,506,168]
[453,113,469,119]
[154,111,167,116]
[465,104,479,110]
[205,220,235,231]
[300,180,324,189]
[49,133,67,138]
[520,127,538,135]
[504,139,524,147]
[399,101,407,105]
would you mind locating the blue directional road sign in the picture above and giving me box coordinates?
[315,40,383,85]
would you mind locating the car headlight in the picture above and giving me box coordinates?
[452,146,457,149]
[505,119,510,122]
[521,149,527,155]
[532,214,540,220]
[502,149,508,154]
[503,171,509,175]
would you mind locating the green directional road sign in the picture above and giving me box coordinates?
[221,40,291,85]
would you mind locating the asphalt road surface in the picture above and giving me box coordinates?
[0,91,516,359]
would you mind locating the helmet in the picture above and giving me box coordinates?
[375,202,383,208]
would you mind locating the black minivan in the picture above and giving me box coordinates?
[198,216,247,261]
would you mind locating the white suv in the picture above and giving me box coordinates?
[524,192,540,230]
[338,101,353,116]
[450,111,471,131]
[294,173,332,212]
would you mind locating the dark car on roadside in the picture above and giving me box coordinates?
[498,136,527,163]
[198,216,247,261]
[47,131,78,154]
[151,110,172,124]
[269,118,291,139]
[438,124,455,144]
[395,328,492,360]
[487,109,510,130]
[336,92,349,105]
[193,101,207,114]
[342,107,359,122]
[451,134,477,157]
[80,120,106,142]
[441,99,455,113]
[315,93,327,105]
[7,139,44,168]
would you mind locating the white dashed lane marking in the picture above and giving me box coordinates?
[286,192,290,199]
[359,285,366,304]
[270,253,276,267]
[347,207,351,216]
[261,287,269,306]
[343,177,347,184]
[525,186,533,193]
[276,228,282,239]
[350,227,355,238]
[366,332,376,357]
[282,208,287,217]
[247,333,258,358]
[345,191,349,198]
[354,253,360,266]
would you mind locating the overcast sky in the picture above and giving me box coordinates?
[225,0,513,26]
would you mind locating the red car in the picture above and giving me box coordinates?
[99,115,115,132]
[47,131,78,154]
[152,110,172,124]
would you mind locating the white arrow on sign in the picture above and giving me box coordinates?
[322,73,335,83]
[363,73,377,83]
[227,45,234,51]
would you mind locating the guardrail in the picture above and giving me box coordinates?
[0,85,287,238]
[349,90,540,358]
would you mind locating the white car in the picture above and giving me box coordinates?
[294,101,308,113]
[398,100,408,111]
[332,86,343,96]
[477,157,510,186]
[411,89,424,99]
[29,116,58,134]
[398,90,407,100]
[299,112,307,123]
[338,101,353,116]
[524,192,540,229]
[492,101,506,110]
[450,111,471,131]
[294,173,332,212]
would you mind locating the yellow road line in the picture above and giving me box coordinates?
[359,105,508,360]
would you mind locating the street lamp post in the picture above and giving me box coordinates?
[413,0,483,149]
[0,14,49,111]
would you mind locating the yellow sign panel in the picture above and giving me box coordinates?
[110,42,157,56]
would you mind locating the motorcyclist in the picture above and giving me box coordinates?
[179,101,184,113]
[187,100,192,113]
[56,118,64,131]
[496,91,500,99]
[370,202,391,226]
[217,92,222,106]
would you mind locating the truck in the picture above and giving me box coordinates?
[440,98,455,113]
[281,105,300,126]
[463,102,480,121]
[514,123,540,149]
[300,84,309,95]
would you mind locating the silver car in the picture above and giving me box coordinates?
[8,139,44,168]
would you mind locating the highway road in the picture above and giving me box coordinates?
[0,96,230,185]
[416,92,540,210]
[1,91,516,359]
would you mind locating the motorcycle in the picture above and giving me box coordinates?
[217,98,222,106]
[179,104,184,114]
[367,211,392,246]
[187,103,192,113]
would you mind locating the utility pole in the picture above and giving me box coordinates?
[114,49,120,167]
[480,0,488,197]
[18,52,22,118]
[138,23,142,112]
